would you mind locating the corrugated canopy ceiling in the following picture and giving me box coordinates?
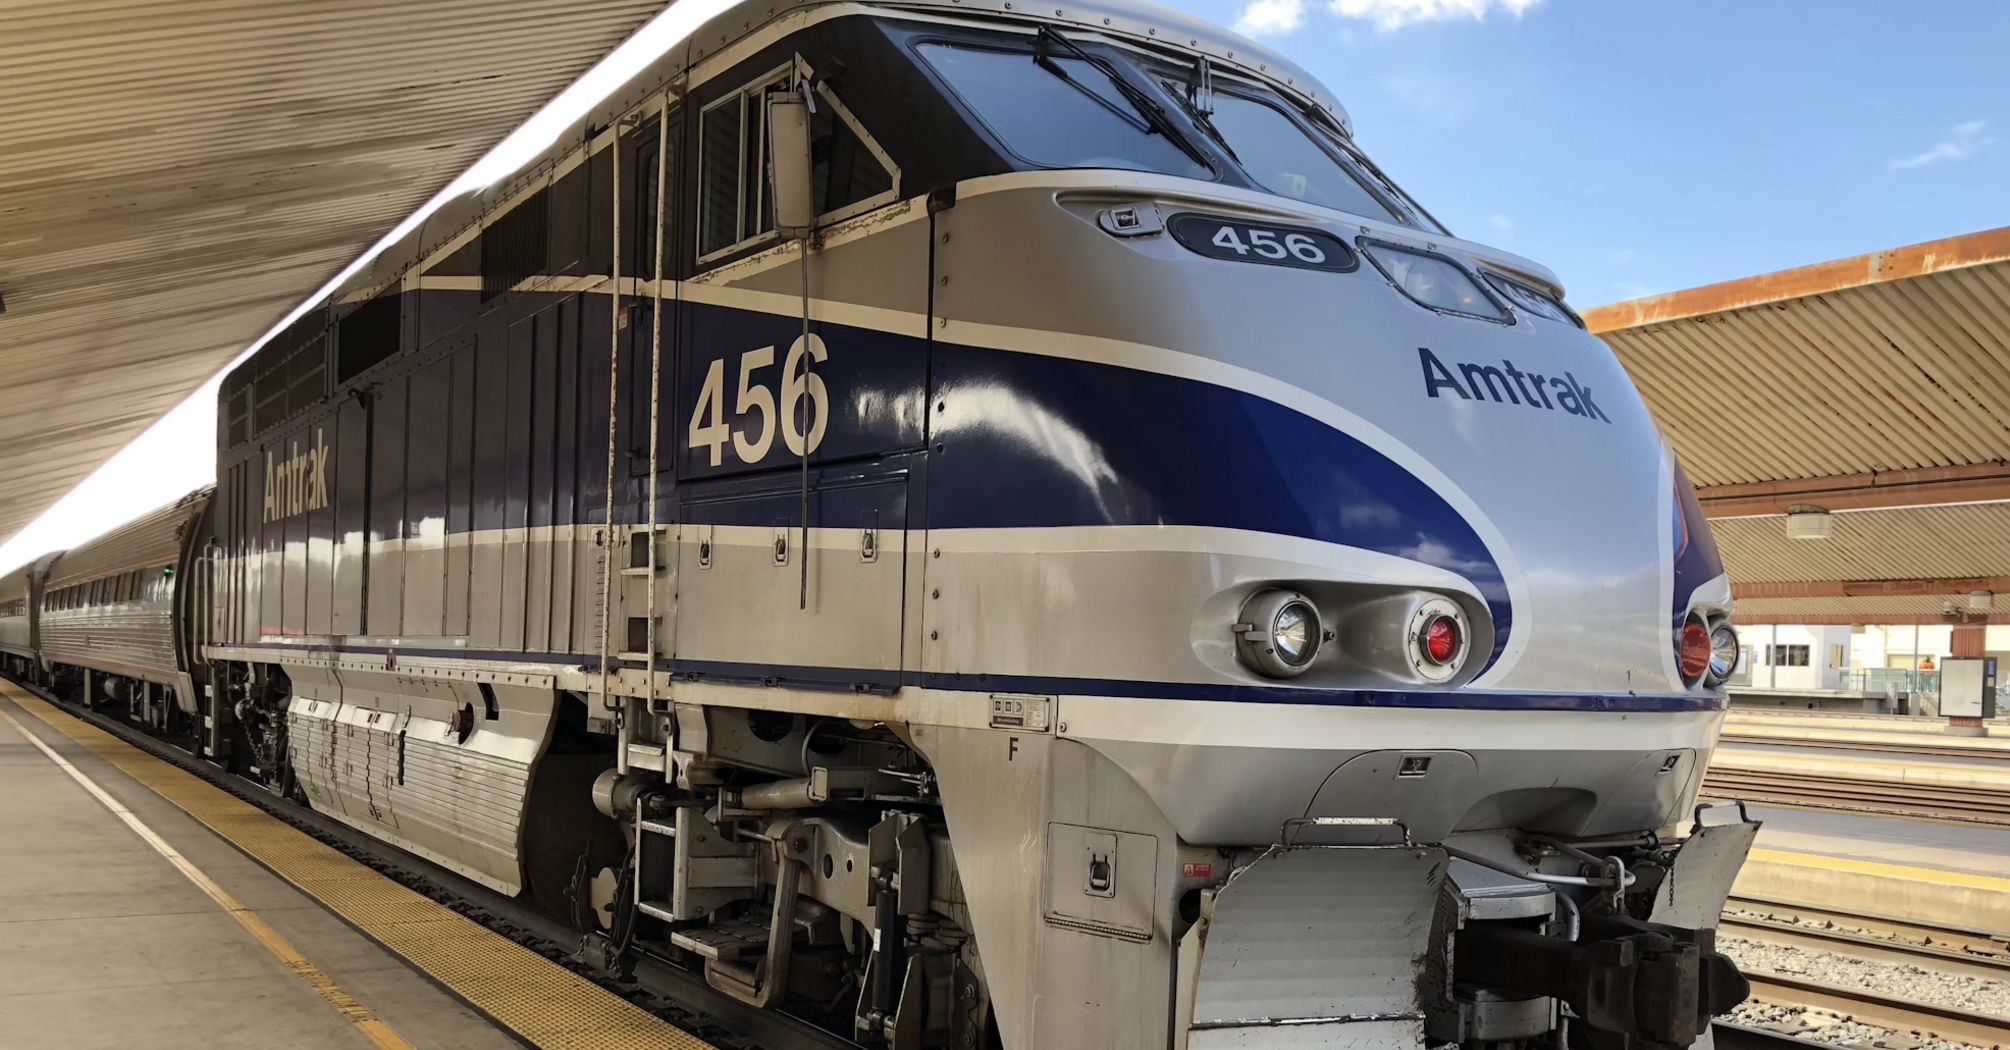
[1587,227,2010,624]
[0,0,667,544]
[1587,226,2010,490]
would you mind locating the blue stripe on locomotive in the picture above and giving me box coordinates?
[675,298,1513,661]
[1669,455,1724,621]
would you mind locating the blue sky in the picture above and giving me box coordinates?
[2,0,2003,569]
[1158,0,2009,305]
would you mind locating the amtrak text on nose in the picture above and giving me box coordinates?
[1418,347,1610,423]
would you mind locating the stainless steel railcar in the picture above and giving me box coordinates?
[23,0,1759,1047]
[33,489,213,732]
[0,551,59,681]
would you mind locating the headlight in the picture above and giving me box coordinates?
[1707,623,1739,685]
[1481,270,1584,328]
[1360,241,1510,323]
[1236,590,1322,678]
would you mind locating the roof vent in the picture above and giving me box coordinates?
[1784,504,1833,541]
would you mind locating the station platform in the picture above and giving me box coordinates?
[1725,709,2010,752]
[1713,744,2010,784]
[1735,803,2010,934]
[0,683,711,1050]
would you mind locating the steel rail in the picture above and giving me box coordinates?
[1721,895,2010,982]
[1710,1021,1848,1050]
[1719,732,2010,761]
[1701,773,2010,827]
[1742,971,2010,1047]
[1719,894,2010,1046]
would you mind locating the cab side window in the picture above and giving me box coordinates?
[699,69,789,260]
[697,66,899,262]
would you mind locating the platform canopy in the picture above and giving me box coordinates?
[0,0,667,544]
[1586,227,2010,626]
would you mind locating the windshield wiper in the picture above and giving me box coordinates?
[1033,27,1213,170]
[1178,57,1239,164]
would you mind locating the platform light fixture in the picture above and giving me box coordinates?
[1783,504,1833,541]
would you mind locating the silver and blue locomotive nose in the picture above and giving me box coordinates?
[926,170,1726,707]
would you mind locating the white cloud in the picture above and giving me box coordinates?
[1330,0,1540,31]
[1891,120,1993,170]
[1488,213,1515,232]
[1234,0,1307,36]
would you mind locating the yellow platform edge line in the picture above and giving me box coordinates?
[1746,846,2010,892]
[1,685,717,1050]
[0,702,421,1050]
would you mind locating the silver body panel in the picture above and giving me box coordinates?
[0,552,58,661]
[41,492,206,686]
[1186,847,1442,1049]
[285,663,555,894]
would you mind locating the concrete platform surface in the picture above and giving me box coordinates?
[1733,803,2010,934]
[1723,714,2010,754]
[0,691,524,1050]
[1712,744,2010,786]
[1749,803,2010,877]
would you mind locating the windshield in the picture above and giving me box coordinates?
[1198,91,1397,223]
[1306,117,1449,235]
[916,42,1213,180]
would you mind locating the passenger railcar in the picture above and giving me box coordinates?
[11,0,1761,1046]
[35,489,213,734]
[0,551,59,681]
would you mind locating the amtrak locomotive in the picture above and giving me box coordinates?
[6,0,1759,1046]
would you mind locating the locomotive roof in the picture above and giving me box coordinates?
[328,0,1343,309]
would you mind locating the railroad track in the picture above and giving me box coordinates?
[1721,894,2010,1047]
[1702,770,2010,827]
[6,678,854,1050]
[1720,731,2010,761]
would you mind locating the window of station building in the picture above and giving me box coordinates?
[697,69,899,262]
[1765,644,1811,667]
[917,42,1212,183]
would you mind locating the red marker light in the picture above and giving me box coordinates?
[1424,616,1459,665]
[1679,621,1711,681]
